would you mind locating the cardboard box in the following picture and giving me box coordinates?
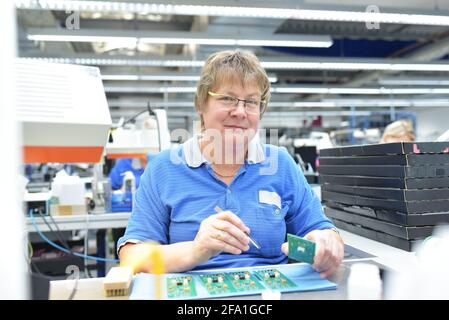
[50,204,87,216]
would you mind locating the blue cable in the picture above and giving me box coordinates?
[29,209,119,263]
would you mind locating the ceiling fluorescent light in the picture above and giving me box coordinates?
[26,28,333,48]
[101,73,277,82]
[323,98,449,107]
[19,57,205,67]
[390,64,449,71]
[105,86,197,93]
[19,57,449,72]
[15,1,449,26]
[107,98,449,109]
[378,77,449,86]
[103,84,449,95]
[272,86,449,95]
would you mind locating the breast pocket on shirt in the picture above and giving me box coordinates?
[253,203,289,257]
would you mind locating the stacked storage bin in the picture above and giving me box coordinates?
[319,142,449,251]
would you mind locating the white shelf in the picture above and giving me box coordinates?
[26,212,131,232]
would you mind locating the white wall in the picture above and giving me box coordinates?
[0,1,28,299]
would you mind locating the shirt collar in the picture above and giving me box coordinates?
[182,133,265,168]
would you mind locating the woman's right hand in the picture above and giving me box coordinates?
[191,210,251,264]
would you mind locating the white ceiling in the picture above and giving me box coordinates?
[15,0,449,130]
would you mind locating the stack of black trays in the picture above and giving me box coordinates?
[319,141,449,251]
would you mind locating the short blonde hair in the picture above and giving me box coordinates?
[194,50,271,128]
[381,119,416,143]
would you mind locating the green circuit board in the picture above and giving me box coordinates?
[253,268,297,290]
[226,271,264,292]
[198,273,235,295]
[287,233,316,264]
[166,275,197,299]
[137,264,337,299]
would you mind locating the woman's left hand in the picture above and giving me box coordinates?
[281,229,344,278]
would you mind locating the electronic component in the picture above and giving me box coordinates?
[24,192,51,216]
[199,273,234,295]
[166,276,197,299]
[103,266,133,297]
[287,233,316,264]
[227,271,264,292]
[254,269,296,290]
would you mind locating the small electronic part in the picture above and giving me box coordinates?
[24,192,51,216]
[166,276,197,299]
[103,266,133,297]
[199,273,234,295]
[287,233,316,264]
[254,269,297,290]
[227,271,264,292]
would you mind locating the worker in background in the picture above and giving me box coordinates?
[118,50,344,277]
[380,119,416,143]
[109,155,153,258]
[109,157,147,191]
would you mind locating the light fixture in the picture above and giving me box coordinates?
[273,87,449,95]
[101,72,278,83]
[322,98,449,107]
[26,28,333,48]
[107,98,449,109]
[105,86,196,93]
[19,56,449,72]
[111,110,374,119]
[15,1,449,26]
[103,84,449,95]
[378,77,449,86]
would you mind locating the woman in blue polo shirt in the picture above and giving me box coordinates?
[118,50,344,278]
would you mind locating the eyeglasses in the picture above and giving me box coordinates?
[208,91,266,115]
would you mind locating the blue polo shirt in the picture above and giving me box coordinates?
[117,135,335,271]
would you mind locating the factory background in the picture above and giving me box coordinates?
[2,0,449,300]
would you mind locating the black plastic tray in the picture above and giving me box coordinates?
[320,142,449,157]
[319,154,449,166]
[325,201,449,226]
[318,164,449,178]
[319,174,449,189]
[322,190,449,213]
[325,207,434,239]
[331,218,422,252]
[322,184,449,201]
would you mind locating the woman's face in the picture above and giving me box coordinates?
[199,80,261,152]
